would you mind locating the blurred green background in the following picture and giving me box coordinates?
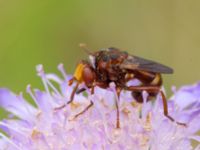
[0,2,200,101]
[0,0,200,146]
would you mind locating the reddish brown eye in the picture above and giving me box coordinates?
[98,61,107,70]
[82,66,96,86]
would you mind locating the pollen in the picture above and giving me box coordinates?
[36,110,42,119]
[122,107,131,115]
[31,128,43,140]
[143,113,152,131]
[70,102,81,109]
[131,101,140,107]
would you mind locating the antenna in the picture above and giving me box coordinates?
[79,43,94,55]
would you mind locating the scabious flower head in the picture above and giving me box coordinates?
[0,64,199,150]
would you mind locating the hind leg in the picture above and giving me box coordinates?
[115,87,121,128]
[126,85,186,126]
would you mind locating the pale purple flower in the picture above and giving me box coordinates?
[0,64,199,150]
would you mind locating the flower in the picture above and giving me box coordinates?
[0,64,199,150]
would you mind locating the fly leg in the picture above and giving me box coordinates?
[73,100,94,119]
[54,78,79,110]
[115,87,121,128]
[126,85,186,126]
[76,88,86,94]
[73,85,95,119]
[67,82,80,104]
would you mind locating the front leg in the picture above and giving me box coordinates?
[67,82,80,104]
[54,80,79,110]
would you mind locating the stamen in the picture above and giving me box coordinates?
[110,128,122,143]
[57,63,67,79]
[36,65,51,95]
[45,79,62,98]
[46,74,62,84]
[26,85,40,108]
[36,64,45,77]
[0,132,22,150]
[171,86,177,93]
[109,82,116,91]
[142,91,148,104]
[36,64,62,97]
[17,92,33,116]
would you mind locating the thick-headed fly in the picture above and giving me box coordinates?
[56,47,186,128]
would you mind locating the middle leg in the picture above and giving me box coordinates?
[72,85,95,119]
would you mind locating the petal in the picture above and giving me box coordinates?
[190,135,200,142]
[172,82,200,109]
[0,89,37,122]
[195,145,200,150]
[187,114,200,134]
[0,139,7,149]
[34,89,55,113]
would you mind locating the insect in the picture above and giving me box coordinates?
[56,47,186,128]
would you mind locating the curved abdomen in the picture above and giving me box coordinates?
[131,71,162,103]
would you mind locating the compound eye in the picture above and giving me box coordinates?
[110,54,119,60]
[108,47,118,51]
[102,55,109,62]
[82,67,96,86]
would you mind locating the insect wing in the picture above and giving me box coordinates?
[120,55,173,74]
